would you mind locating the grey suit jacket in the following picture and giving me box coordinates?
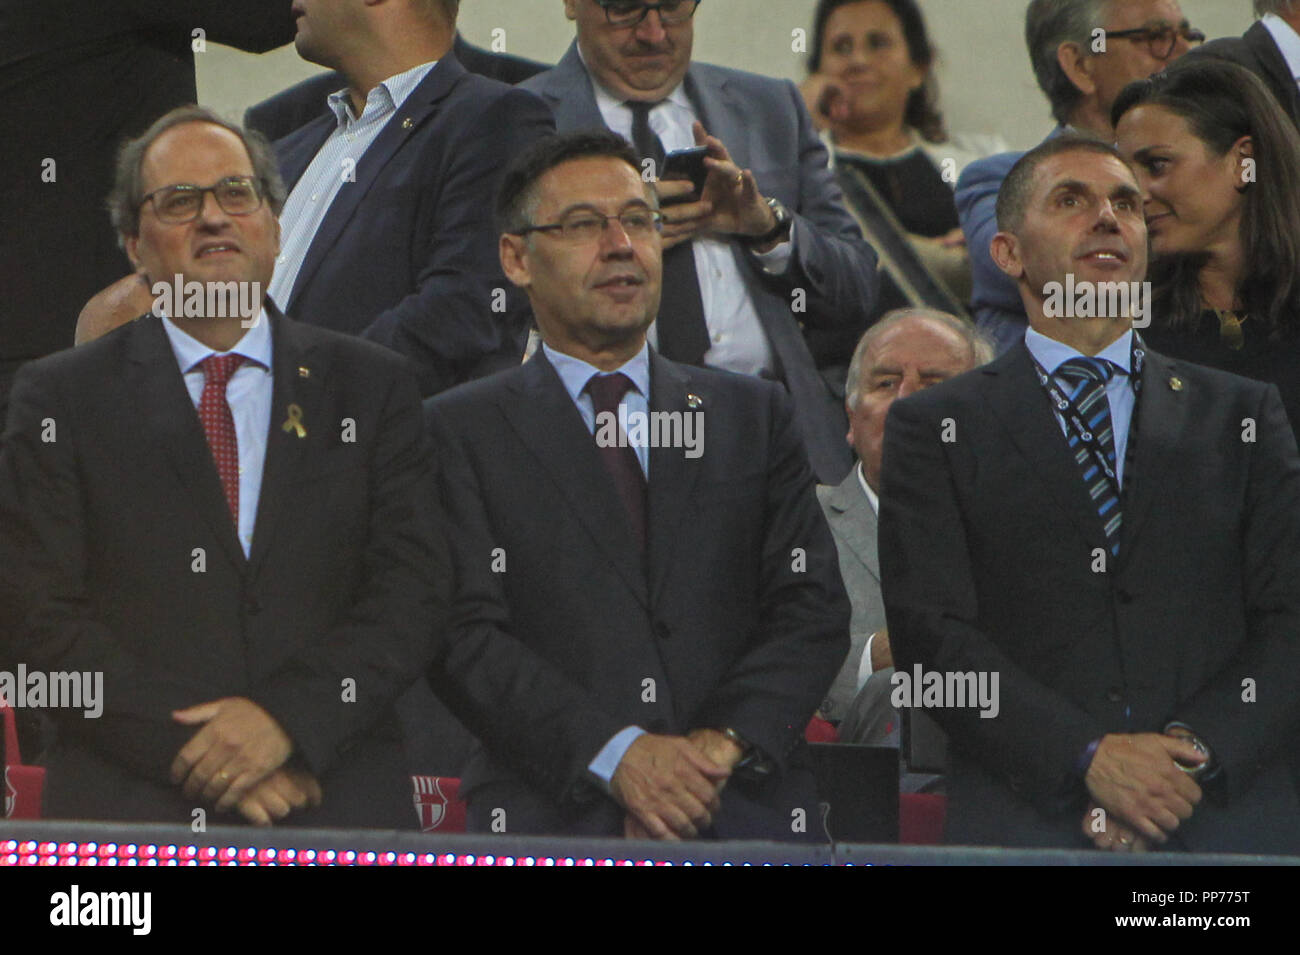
[816,472,886,721]
[521,43,879,484]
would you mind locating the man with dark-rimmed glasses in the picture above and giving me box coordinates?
[520,0,880,487]
[0,105,447,830]
[424,129,848,841]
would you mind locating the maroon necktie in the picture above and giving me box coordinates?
[585,372,647,552]
[198,354,244,526]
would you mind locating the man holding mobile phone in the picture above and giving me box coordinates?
[522,0,881,484]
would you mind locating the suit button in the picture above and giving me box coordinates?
[1106,687,1123,703]
[654,622,671,640]
[244,596,262,616]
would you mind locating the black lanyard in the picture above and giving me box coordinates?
[1029,335,1145,499]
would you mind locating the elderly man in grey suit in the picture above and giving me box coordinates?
[818,309,992,748]
[520,0,879,483]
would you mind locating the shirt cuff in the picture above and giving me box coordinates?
[587,725,646,793]
[856,632,877,690]
[753,226,796,274]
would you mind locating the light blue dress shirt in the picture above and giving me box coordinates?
[542,342,651,788]
[1024,327,1137,487]
[268,60,439,311]
[161,311,274,558]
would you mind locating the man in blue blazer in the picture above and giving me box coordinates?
[518,0,878,484]
[270,0,554,395]
[245,32,550,144]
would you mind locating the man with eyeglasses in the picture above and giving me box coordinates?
[424,130,849,841]
[1194,1,1300,129]
[0,106,448,829]
[956,0,1202,354]
[520,0,880,486]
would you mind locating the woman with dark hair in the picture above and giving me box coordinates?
[1114,57,1300,435]
[801,0,1003,319]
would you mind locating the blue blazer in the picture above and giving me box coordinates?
[955,126,1064,355]
[273,54,555,395]
[521,43,879,484]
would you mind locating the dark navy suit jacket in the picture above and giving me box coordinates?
[425,349,850,839]
[880,341,1300,853]
[272,54,554,396]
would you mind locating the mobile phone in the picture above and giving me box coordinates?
[660,146,709,205]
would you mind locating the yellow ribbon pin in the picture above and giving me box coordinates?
[282,403,307,439]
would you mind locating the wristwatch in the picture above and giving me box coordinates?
[1163,721,1220,781]
[721,727,773,777]
[742,197,792,247]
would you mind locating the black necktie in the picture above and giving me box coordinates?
[627,101,711,365]
[585,372,648,552]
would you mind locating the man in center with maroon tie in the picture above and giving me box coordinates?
[424,130,849,841]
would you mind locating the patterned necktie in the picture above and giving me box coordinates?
[198,354,245,527]
[585,372,648,552]
[1055,357,1122,555]
[627,100,711,365]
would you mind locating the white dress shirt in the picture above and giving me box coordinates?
[1262,13,1300,87]
[583,57,796,379]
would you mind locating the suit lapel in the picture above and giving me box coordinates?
[500,353,649,608]
[533,43,605,131]
[286,57,468,312]
[985,344,1110,552]
[246,311,325,580]
[682,65,745,164]
[825,472,879,583]
[1247,22,1300,121]
[127,316,246,572]
[646,354,705,607]
[1115,348,1190,562]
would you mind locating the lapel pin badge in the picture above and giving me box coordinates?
[1168,376,1184,392]
[298,366,311,379]
[401,117,414,130]
[282,403,307,439]
[686,393,703,409]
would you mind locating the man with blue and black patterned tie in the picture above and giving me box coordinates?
[878,135,1300,856]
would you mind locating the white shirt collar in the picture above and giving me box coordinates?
[856,460,879,515]
[1262,13,1300,82]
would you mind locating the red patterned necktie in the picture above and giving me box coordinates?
[198,354,245,526]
